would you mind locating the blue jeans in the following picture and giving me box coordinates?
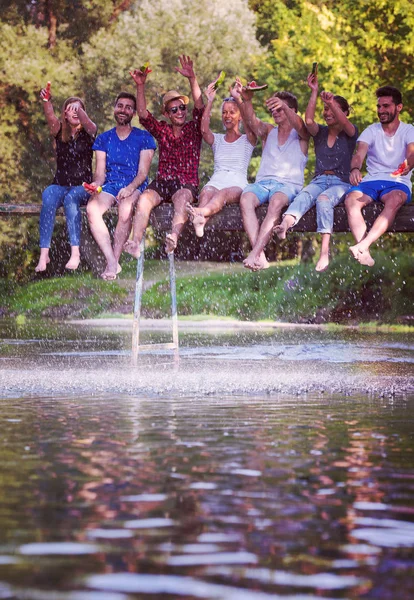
[285,175,350,234]
[39,185,89,247]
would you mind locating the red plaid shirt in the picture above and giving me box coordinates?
[139,106,204,187]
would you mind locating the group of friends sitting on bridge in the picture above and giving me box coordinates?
[36,55,414,280]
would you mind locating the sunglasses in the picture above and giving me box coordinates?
[169,104,187,114]
[223,97,236,103]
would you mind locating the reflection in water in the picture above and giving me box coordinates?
[0,320,413,598]
[0,393,413,598]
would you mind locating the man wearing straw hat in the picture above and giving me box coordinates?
[125,55,205,257]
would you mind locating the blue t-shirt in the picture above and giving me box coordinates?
[93,127,156,187]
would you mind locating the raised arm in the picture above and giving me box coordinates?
[116,149,155,201]
[266,96,309,141]
[320,91,356,137]
[175,55,203,109]
[200,82,216,145]
[229,79,257,146]
[349,141,368,185]
[234,80,269,140]
[304,73,319,136]
[76,104,97,137]
[130,68,149,120]
[40,82,60,137]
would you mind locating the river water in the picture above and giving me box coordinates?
[0,320,413,599]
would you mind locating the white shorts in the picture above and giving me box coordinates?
[203,170,248,192]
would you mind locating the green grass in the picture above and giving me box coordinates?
[141,251,414,325]
[1,251,413,326]
[2,273,128,319]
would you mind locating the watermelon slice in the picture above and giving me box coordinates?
[43,81,51,102]
[82,182,102,194]
[213,71,226,90]
[391,160,408,176]
[246,80,268,92]
[140,62,152,74]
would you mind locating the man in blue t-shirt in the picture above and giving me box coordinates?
[86,92,156,280]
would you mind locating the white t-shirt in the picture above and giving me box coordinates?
[358,121,414,189]
[255,127,307,188]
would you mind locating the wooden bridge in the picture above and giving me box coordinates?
[1,200,413,273]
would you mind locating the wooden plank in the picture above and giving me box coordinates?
[1,202,414,232]
[150,203,414,233]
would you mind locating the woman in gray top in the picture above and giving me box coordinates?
[275,71,358,272]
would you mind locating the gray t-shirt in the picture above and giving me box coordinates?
[313,124,358,182]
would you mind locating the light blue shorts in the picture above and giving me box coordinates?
[243,179,300,205]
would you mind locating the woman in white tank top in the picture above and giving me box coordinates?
[187,79,257,237]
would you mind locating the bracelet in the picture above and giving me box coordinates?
[350,167,360,172]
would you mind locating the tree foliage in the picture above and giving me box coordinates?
[0,0,413,205]
[249,0,414,130]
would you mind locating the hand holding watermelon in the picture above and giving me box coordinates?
[83,182,102,194]
[213,71,226,91]
[391,160,408,177]
[41,81,52,102]
[245,80,268,92]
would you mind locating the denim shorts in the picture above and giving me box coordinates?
[243,179,300,205]
[348,180,411,203]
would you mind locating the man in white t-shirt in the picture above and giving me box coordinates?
[345,86,414,266]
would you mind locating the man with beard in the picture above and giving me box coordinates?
[345,86,414,266]
[86,93,156,280]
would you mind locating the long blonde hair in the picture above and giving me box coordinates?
[61,96,85,143]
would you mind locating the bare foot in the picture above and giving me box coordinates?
[65,255,80,270]
[101,261,118,280]
[349,244,360,261]
[243,252,259,271]
[187,203,206,237]
[34,257,50,272]
[349,244,375,267]
[243,251,269,271]
[357,249,375,267]
[165,233,178,254]
[315,255,329,272]
[124,240,141,258]
[255,252,270,270]
[275,215,295,240]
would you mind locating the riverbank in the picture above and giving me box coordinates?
[1,253,413,326]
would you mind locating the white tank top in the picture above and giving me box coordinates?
[256,127,307,187]
[212,133,255,176]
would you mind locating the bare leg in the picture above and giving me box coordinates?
[35,248,50,272]
[165,188,193,254]
[243,192,288,271]
[348,190,406,266]
[275,213,295,240]
[315,234,331,272]
[187,186,215,237]
[124,190,161,259]
[65,246,81,270]
[187,186,242,237]
[240,191,269,269]
[113,190,141,268]
[86,192,117,279]
[345,191,370,243]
